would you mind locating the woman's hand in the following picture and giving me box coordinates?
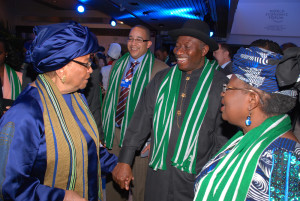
[63,190,88,201]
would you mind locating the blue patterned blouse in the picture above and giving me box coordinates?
[194,137,300,201]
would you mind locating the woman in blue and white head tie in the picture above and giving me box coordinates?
[0,21,103,201]
[194,46,300,201]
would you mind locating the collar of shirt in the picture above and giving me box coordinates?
[221,61,231,69]
[122,53,146,79]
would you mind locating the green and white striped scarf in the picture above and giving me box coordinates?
[194,114,291,201]
[5,64,21,100]
[102,50,154,149]
[149,58,217,174]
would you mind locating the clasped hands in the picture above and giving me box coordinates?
[112,162,134,190]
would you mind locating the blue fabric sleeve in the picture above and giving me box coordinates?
[0,89,65,201]
[99,146,118,174]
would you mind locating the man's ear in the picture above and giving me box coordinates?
[146,40,152,49]
[202,45,209,57]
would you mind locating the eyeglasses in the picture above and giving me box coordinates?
[127,37,150,43]
[71,59,92,69]
[222,84,255,93]
[222,84,264,105]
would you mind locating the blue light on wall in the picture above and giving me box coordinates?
[210,31,214,37]
[77,5,85,13]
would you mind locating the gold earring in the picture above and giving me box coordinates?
[61,75,66,83]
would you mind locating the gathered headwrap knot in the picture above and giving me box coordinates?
[233,46,297,97]
[25,21,100,73]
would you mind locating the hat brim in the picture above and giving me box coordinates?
[169,28,218,51]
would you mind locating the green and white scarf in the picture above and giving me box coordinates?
[5,64,21,100]
[149,58,217,174]
[194,114,291,201]
[102,50,154,149]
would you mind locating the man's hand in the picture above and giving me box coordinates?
[63,190,87,201]
[112,162,134,190]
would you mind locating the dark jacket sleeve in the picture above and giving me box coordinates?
[118,68,171,165]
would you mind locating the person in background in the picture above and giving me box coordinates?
[213,43,233,75]
[281,42,297,51]
[250,39,283,54]
[0,37,23,112]
[101,43,122,91]
[102,25,168,201]
[112,19,232,201]
[0,21,103,201]
[96,46,107,68]
[155,45,176,67]
[194,45,299,201]
[154,46,169,63]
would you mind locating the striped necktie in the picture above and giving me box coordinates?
[115,61,139,126]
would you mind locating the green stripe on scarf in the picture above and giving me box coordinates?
[5,64,21,100]
[102,50,154,149]
[194,114,291,201]
[149,58,217,174]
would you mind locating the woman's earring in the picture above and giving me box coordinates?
[61,75,66,84]
[245,112,251,126]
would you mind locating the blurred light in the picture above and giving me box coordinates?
[77,5,85,13]
[210,31,214,37]
[110,19,117,27]
[168,8,199,19]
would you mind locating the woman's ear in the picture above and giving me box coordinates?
[248,91,261,110]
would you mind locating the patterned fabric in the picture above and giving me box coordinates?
[149,58,217,174]
[232,46,297,97]
[194,115,291,201]
[115,61,139,126]
[25,21,99,73]
[36,74,102,199]
[102,50,154,149]
[5,64,21,100]
[194,137,300,201]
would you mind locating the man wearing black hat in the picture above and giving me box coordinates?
[112,19,231,201]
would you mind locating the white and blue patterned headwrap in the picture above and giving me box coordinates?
[233,46,297,97]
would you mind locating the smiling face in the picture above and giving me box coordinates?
[60,54,93,93]
[221,75,251,127]
[127,26,152,59]
[173,36,209,73]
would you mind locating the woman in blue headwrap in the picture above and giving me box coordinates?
[194,46,300,200]
[0,22,102,201]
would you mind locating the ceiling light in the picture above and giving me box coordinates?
[110,19,117,27]
[76,5,85,13]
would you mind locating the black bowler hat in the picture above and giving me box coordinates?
[169,19,218,51]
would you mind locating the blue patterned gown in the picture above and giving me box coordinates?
[0,85,108,201]
[194,137,300,200]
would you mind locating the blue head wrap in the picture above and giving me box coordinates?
[233,46,297,97]
[233,46,283,93]
[25,21,100,73]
